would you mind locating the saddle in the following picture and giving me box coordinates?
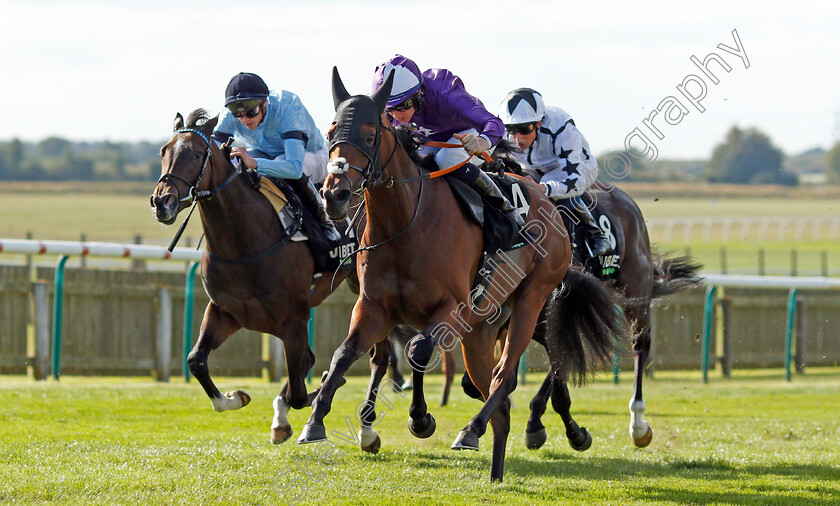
[557,192,622,281]
[444,173,529,255]
[259,176,358,273]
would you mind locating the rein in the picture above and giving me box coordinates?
[161,128,241,252]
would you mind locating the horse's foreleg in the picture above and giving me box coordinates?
[551,376,592,451]
[525,369,552,449]
[440,348,456,407]
[629,319,653,447]
[452,299,541,482]
[298,302,389,444]
[187,302,247,412]
[359,340,391,454]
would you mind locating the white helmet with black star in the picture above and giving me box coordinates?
[498,88,545,125]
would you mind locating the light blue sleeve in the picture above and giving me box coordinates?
[255,138,305,179]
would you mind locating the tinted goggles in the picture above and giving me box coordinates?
[505,123,537,135]
[387,96,418,113]
[228,100,263,118]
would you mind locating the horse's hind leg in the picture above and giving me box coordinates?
[359,340,398,454]
[525,370,552,449]
[187,302,248,411]
[628,312,654,447]
[271,311,314,444]
[440,349,455,407]
[551,377,592,451]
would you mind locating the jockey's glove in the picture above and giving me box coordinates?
[460,133,490,156]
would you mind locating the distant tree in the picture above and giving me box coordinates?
[704,126,793,185]
[597,149,651,182]
[826,142,840,184]
[37,137,72,158]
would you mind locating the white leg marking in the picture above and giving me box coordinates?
[272,395,291,429]
[210,391,245,412]
[359,425,379,447]
[629,399,649,439]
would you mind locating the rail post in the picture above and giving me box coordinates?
[183,261,199,382]
[32,281,50,380]
[51,255,69,380]
[155,287,172,382]
[784,288,798,382]
[701,284,717,384]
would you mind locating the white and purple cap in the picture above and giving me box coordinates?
[372,54,423,108]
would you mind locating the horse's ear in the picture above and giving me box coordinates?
[201,114,219,136]
[173,113,184,132]
[332,66,351,110]
[370,69,394,115]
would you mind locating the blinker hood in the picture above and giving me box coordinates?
[328,66,395,167]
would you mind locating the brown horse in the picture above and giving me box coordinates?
[296,68,620,482]
[151,110,352,444]
[521,184,702,450]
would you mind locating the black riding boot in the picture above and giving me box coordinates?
[570,196,612,256]
[473,170,525,227]
[289,175,341,242]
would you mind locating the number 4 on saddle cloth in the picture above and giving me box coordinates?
[556,193,622,281]
[257,176,358,273]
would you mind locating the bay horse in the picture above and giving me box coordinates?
[517,183,702,450]
[151,110,352,444]
[296,68,621,482]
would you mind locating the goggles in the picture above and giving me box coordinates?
[387,96,418,113]
[505,123,537,135]
[228,100,264,118]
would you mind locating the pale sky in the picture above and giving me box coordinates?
[2,0,838,160]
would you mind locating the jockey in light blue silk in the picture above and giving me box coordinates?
[213,72,340,241]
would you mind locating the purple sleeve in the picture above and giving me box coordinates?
[441,83,505,146]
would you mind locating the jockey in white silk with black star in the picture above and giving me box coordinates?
[499,88,612,256]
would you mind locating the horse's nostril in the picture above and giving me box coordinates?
[335,190,351,203]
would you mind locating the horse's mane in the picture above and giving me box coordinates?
[186,109,212,129]
[391,125,526,175]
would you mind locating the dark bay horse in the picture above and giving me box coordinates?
[296,68,620,482]
[515,182,702,450]
[151,110,352,444]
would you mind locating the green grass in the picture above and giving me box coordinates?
[1,370,838,504]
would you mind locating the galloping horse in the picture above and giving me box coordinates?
[151,110,352,443]
[296,68,620,482]
[516,182,702,450]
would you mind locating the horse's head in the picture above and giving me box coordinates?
[151,110,219,224]
[322,67,394,221]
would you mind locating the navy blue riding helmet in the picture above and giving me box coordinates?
[224,72,269,110]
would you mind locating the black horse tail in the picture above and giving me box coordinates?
[651,249,703,299]
[545,267,625,386]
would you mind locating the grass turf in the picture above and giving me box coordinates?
[1,369,838,505]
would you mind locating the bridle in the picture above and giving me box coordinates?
[157,127,240,252]
[157,128,240,205]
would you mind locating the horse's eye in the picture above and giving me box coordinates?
[366,134,375,145]
[193,152,201,159]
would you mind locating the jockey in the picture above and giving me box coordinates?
[213,72,340,242]
[372,55,524,227]
[498,88,612,256]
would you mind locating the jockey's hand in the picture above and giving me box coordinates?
[230,146,257,170]
[455,133,490,156]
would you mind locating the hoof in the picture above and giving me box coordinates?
[320,371,347,388]
[361,434,381,454]
[236,390,251,406]
[633,426,653,448]
[401,379,414,391]
[408,413,436,439]
[569,427,592,452]
[525,428,547,450]
[297,423,327,444]
[270,425,293,445]
[451,429,479,451]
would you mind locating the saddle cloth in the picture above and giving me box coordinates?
[259,176,358,273]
